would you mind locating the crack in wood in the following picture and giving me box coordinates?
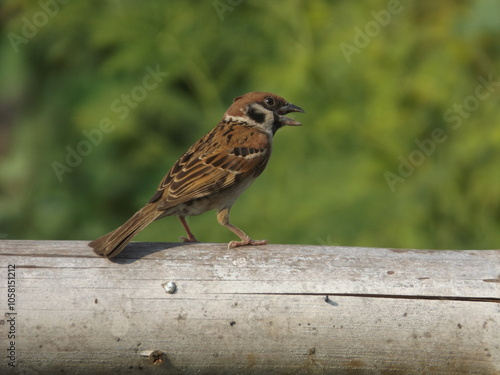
[226,292,500,304]
[2,253,96,259]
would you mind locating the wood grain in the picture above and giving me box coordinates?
[0,240,499,374]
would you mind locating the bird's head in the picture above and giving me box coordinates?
[224,92,305,135]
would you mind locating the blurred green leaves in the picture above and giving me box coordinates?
[0,0,499,249]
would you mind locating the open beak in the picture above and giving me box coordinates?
[278,103,305,126]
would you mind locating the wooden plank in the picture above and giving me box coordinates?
[0,240,499,374]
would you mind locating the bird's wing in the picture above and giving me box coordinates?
[149,124,271,209]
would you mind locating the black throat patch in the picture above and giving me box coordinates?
[272,113,283,135]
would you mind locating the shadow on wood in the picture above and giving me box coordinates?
[108,242,187,264]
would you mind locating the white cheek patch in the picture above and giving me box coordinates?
[224,104,276,136]
[223,115,250,124]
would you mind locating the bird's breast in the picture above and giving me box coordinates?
[172,175,257,217]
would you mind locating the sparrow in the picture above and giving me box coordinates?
[89,92,304,258]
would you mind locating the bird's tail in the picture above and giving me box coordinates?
[89,204,162,258]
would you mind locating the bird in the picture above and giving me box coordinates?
[89,91,304,258]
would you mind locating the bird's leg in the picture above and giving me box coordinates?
[217,208,268,249]
[178,216,199,243]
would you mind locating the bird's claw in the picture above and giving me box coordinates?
[179,235,199,243]
[228,238,268,249]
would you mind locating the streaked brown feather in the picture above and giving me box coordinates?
[155,123,271,210]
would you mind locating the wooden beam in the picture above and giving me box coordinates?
[0,240,499,374]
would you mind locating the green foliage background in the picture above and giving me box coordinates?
[1,0,499,249]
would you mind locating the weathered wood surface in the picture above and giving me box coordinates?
[0,240,499,374]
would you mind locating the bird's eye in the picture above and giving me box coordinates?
[264,97,275,106]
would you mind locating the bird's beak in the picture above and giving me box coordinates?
[278,103,305,126]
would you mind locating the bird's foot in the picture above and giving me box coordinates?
[228,238,268,249]
[179,235,199,243]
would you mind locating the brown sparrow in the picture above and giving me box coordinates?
[89,92,304,258]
